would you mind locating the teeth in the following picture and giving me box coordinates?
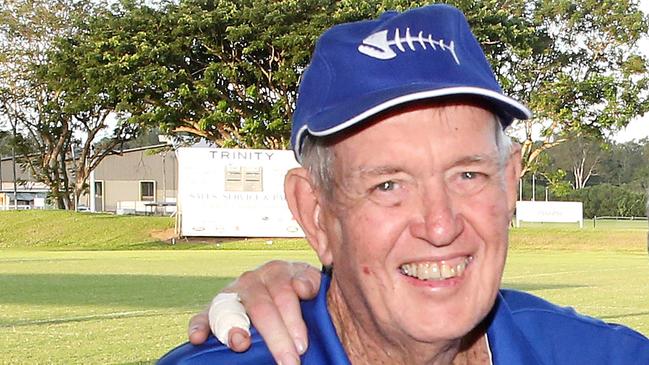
[456,261,467,275]
[441,263,454,279]
[400,257,472,281]
[420,263,430,278]
[429,262,440,280]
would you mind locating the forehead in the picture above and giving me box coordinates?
[330,102,499,166]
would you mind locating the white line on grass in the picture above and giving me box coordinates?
[504,265,647,280]
[1,309,196,328]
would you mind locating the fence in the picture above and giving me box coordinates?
[592,215,648,228]
[116,200,177,216]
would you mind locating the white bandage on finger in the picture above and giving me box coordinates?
[208,292,251,347]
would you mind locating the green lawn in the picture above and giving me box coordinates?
[0,210,174,250]
[1,248,648,364]
[1,210,647,251]
[0,250,321,364]
[0,211,647,364]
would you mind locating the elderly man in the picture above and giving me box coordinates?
[161,4,649,365]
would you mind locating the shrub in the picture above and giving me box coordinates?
[559,184,647,218]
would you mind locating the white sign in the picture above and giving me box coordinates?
[34,197,45,209]
[515,201,584,228]
[176,147,304,237]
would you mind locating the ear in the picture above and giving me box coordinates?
[504,143,522,218]
[284,168,333,266]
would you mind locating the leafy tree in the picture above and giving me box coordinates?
[562,183,647,217]
[0,0,140,209]
[71,0,647,176]
[486,0,649,176]
[39,15,141,208]
[63,0,389,149]
[542,168,572,197]
[0,0,83,208]
[595,138,649,191]
[9,0,649,208]
[533,137,649,196]
[545,134,605,189]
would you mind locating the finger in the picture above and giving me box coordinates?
[268,275,309,355]
[208,293,250,346]
[276,262,320,354]
[228,327,252,352]
[222,261,310,364]
[259,262,319,356]
[243,289,302,365]
[188,310,210,345]
[290,262,321,300]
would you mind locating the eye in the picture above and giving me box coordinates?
[461,171,478,180]
[450,170,490,195]
[375,181,396,192]
[369,179,405,207]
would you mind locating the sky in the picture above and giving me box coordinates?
[614,0,649,142]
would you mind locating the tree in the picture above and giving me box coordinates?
[0,130,10,157]
[63,0,387,149]
[562,183,647,217]
[39,14,141,208]
[0,0,82,208]
[596,138,649,191]
[526,149,572,197]
[546,135,604,189]
[487,0,649,176]
[0,0,140,209]
[20,0,649,182]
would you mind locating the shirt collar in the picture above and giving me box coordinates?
[486,291,544,364]
[300,272,352,364]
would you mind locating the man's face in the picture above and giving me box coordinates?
[318,102,520,344]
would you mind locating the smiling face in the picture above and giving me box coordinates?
[286,102,521,352]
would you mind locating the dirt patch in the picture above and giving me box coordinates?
[149,229,245,244]
[150,228,177,241]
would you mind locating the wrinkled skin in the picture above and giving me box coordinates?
[189,102,522,364]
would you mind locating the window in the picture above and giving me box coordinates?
[94,181,103,197]
[93,181,104,212]
[140,181,155,201]
[224,166,263,192]
[225,166,243,191]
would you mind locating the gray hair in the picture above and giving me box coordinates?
[300,114,512,195]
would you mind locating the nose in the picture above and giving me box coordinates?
[409,182,464,247]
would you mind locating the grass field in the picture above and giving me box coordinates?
[0,211,648,364]
[0,210,174,250]
[0,250,320,364]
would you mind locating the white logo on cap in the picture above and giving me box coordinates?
[358,28,460,65]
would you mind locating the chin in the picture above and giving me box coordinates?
[394,306,484,344]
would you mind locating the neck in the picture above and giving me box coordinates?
[326,276,491,365]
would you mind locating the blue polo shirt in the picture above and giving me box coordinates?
[159,273,649,364]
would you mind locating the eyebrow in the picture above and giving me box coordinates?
[453,154,492,166]
[347,153,499,179]
[350,165,403,179]
[452,154,503,172]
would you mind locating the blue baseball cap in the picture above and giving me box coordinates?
[291,4,531,159]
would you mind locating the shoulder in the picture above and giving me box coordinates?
[500,289,648,340]
[158,274,339,365]
[157,332,275,365]
[499,289,649,363]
